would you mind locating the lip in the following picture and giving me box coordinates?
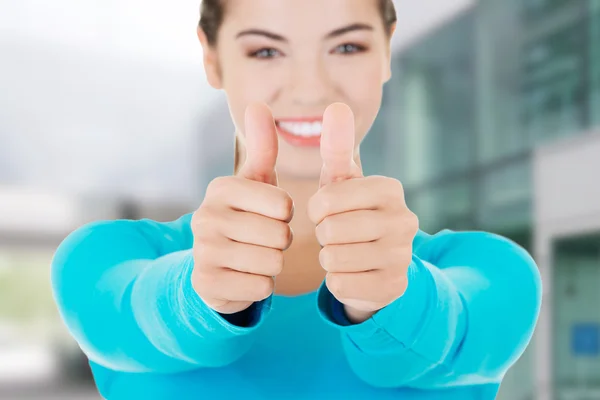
[275,117,322,148]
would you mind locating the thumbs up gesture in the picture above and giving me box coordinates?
[308,103,419,324]
[192,103,294,315]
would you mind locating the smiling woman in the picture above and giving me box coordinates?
[51,1,541,399]
[198,0,397,178]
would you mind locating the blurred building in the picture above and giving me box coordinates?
[1,0,598,399]
[0,189,192,398]
[366,1,600,399]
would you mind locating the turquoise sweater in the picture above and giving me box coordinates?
[51,213,542,399]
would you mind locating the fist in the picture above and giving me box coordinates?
[191,103,294,315]
[309,103,419,324]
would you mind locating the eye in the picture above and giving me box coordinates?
[249,48,282,59]
[333,43,367,55]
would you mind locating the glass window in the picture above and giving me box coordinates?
[475,0,527,163]
[591,0,600,128]
[497,343,535,400]
[476,0,589,164]
[522,0,575,22]
[552,233,600,399]
[362,107,389,177]
[407,180,473,234]
[384,13,476,188]
[520,11,587,144]
[477,158,532,231]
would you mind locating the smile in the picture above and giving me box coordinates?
[276,121,322,137]
[275,119,322,147]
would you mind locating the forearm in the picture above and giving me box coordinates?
[319,231,542,389]
[52,220,267,373]
[319,255,465,388]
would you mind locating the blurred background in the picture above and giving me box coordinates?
[0,0,598,399]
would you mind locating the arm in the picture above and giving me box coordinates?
[51,215,270,374]
[318,229,542,389]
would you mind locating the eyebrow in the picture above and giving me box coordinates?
[235,23,374,42]
[326,23,373,38]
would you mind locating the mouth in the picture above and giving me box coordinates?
[275,118,322,147]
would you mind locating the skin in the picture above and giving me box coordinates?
[193,0,419,323]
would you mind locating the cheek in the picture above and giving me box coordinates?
[223,64,283,130]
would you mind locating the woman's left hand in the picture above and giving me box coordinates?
[308,103,419,324]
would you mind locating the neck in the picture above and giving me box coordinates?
[274,174,324,296]
[277,175,320,235]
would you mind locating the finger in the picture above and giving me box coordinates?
[320,103,362,187]
[219,211,293,250]
[319,242,411,273]
[203,268,275,303]
[239,102,279,185]
[315,210,384,246]
[200,204,292,249]
[204,299,254,315]
[326,270,407,304]
[308,176,404,224]
[205,177,294,222]
[217,241,285,276]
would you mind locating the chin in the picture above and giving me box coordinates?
[275,140,323,180]
[276,163,322,180]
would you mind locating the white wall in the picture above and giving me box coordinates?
[534,129,600,235]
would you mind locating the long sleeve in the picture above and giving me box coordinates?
[317,229,542,389]
[51,215,271,375]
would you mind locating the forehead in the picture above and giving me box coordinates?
[222,0,382,35]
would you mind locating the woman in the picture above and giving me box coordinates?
[51,0,542,399]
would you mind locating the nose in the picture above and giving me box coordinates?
[288,57,332,107]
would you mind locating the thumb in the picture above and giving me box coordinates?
[238,102,279,185]
[320,103,362,187]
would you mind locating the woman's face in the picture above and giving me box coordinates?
[200,0,393,178]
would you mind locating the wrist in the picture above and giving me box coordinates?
[343,305,377,324]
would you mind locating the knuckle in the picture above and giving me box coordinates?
[326,273,345,299]
[276,192,295,221]
[319,246,336,271]
[306,194,321,224]
[267,249,285,276]
[382,177,405,202]
[396,247,413,268]
[320,192,335,217]
[409,212,420,233]
[193,241,213,265]
[192,206,219,238]
[391,177,404,191]
[206,176,231,198]
[254,276,275,300]
[316,218,334,245]
[386,271,408,300]
[191,207,209,228]
[274,221,293,249]
[191,267,216,297]
[310,191,334,224]
[382,176,403,192]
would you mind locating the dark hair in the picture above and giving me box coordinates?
[199,0,397,46]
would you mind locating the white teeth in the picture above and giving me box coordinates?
[278,121,322,137]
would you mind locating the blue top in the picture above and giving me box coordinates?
[51,213,542,400]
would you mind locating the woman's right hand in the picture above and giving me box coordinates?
[191,103,294,315]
